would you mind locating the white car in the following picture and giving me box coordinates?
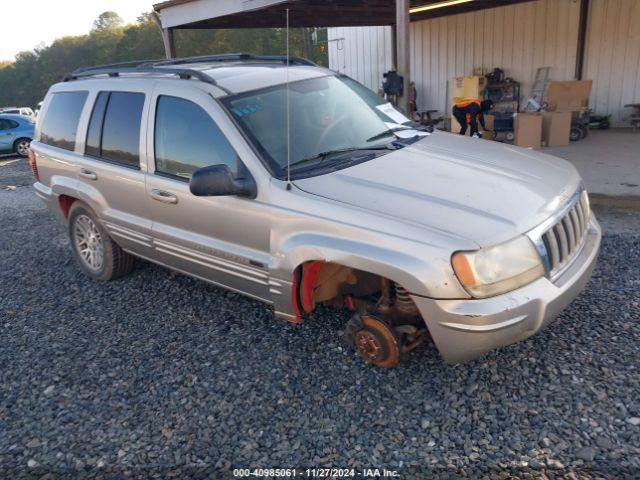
[1,107,35,117]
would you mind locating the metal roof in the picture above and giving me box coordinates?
[153,0,534,29]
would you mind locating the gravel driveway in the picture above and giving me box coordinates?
[1,158,639,479]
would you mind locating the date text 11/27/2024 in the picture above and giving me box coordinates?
[233,468,400,478]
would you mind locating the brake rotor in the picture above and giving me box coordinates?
[353,315,400,368]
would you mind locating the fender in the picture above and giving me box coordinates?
[269,232,470,322]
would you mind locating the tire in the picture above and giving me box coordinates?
[580,124,589,139]
[67,202,134,282]
[13,138,31,158]
[505,131,515,142]
[569,126,582,142]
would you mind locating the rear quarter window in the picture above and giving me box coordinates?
[40,91,88,151]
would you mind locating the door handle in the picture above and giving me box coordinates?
[79,168,97,180]
[150,189,178,204]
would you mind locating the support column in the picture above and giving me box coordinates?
[396,0,410,114]
[574,0,590,80]
[162,28,177,59]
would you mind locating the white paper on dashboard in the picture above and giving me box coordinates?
[376,102,412,124]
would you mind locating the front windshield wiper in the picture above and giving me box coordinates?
[366,127,413,143]
[288,144,392,169]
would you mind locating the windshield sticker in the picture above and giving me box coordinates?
[376,102,411,124]
[231,103,263,118]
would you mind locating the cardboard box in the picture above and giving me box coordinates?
[450,76,487,134]
[482,114,495,140]
[514,113,542,150]
[546,80,592,113]
[541,112,572,147]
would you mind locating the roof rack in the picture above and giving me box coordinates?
[63,66,234,94]
[153,53,316,67]
[63,53,316,91]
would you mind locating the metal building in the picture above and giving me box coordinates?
[328,0,640,127]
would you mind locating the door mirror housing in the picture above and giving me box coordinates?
[189,164,257,199]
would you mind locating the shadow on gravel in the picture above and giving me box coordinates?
[1,170,639,478]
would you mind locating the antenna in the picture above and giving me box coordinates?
[285,8,292,191]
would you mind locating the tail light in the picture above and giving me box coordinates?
[28,148,40,182]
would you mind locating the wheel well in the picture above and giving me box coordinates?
[293,261,386,315]
[58,195,77,219]
[13,137,31,148]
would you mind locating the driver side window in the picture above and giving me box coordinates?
[154,95,240,179]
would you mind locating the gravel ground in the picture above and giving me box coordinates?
[1,158,639,479]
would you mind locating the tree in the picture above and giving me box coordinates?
[0,10,327,108]
[92,11,123,32]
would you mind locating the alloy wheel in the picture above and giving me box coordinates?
[73,215,104,271]
[16,140,30,157]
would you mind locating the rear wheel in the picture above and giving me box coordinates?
[14,138,31,158]
[68,202,134,281]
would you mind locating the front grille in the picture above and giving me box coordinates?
[540,191,590,277]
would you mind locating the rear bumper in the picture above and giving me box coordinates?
[34,181,54,206]
[413,216,601,364]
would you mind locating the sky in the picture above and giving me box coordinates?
[0,0,155,61]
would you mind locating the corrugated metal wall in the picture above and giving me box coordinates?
[584,0,640,125]
[328,26,393,94]
[328,0,640,126]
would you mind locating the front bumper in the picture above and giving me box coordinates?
[412,216,602,364]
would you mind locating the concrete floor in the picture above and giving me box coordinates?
[544,129,640,199]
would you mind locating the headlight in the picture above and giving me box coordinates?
[451,236,544,298]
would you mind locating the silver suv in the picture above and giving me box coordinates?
[30,55,601,368]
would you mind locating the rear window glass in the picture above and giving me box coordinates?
[85,91,145,168]
[40,91,88,151]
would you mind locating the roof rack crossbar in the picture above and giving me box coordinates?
[63,66,233,95]
[62,53,316,93]
[73,58,165,74]
[153,53,316,67]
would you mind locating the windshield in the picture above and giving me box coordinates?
[223,75,423,179]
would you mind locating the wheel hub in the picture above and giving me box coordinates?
[347,314,400,368]
[355,330,383,361]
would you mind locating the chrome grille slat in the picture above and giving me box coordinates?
[535,189,591,279]
[575,201,586,233]
[570,209,582,240]
[563,217,576,250]
[555,223,569,260]
[544,230,560,270]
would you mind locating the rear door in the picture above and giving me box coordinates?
[146,86,271,300]
[74,87,156,260]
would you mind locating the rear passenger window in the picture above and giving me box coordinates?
[85,91,145,168]
[40,91,88,151]
[154,96,239,179]
[0,119,18,130]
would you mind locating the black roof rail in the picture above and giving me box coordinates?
[72,58,165,74]
[62,53,316,92]
[153,53,316,67]
[63,66,233,95]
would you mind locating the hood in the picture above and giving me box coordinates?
[293,131,581,246]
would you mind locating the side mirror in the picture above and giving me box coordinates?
[189,164,257,199]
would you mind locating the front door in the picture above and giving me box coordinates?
[146,86,271,301]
